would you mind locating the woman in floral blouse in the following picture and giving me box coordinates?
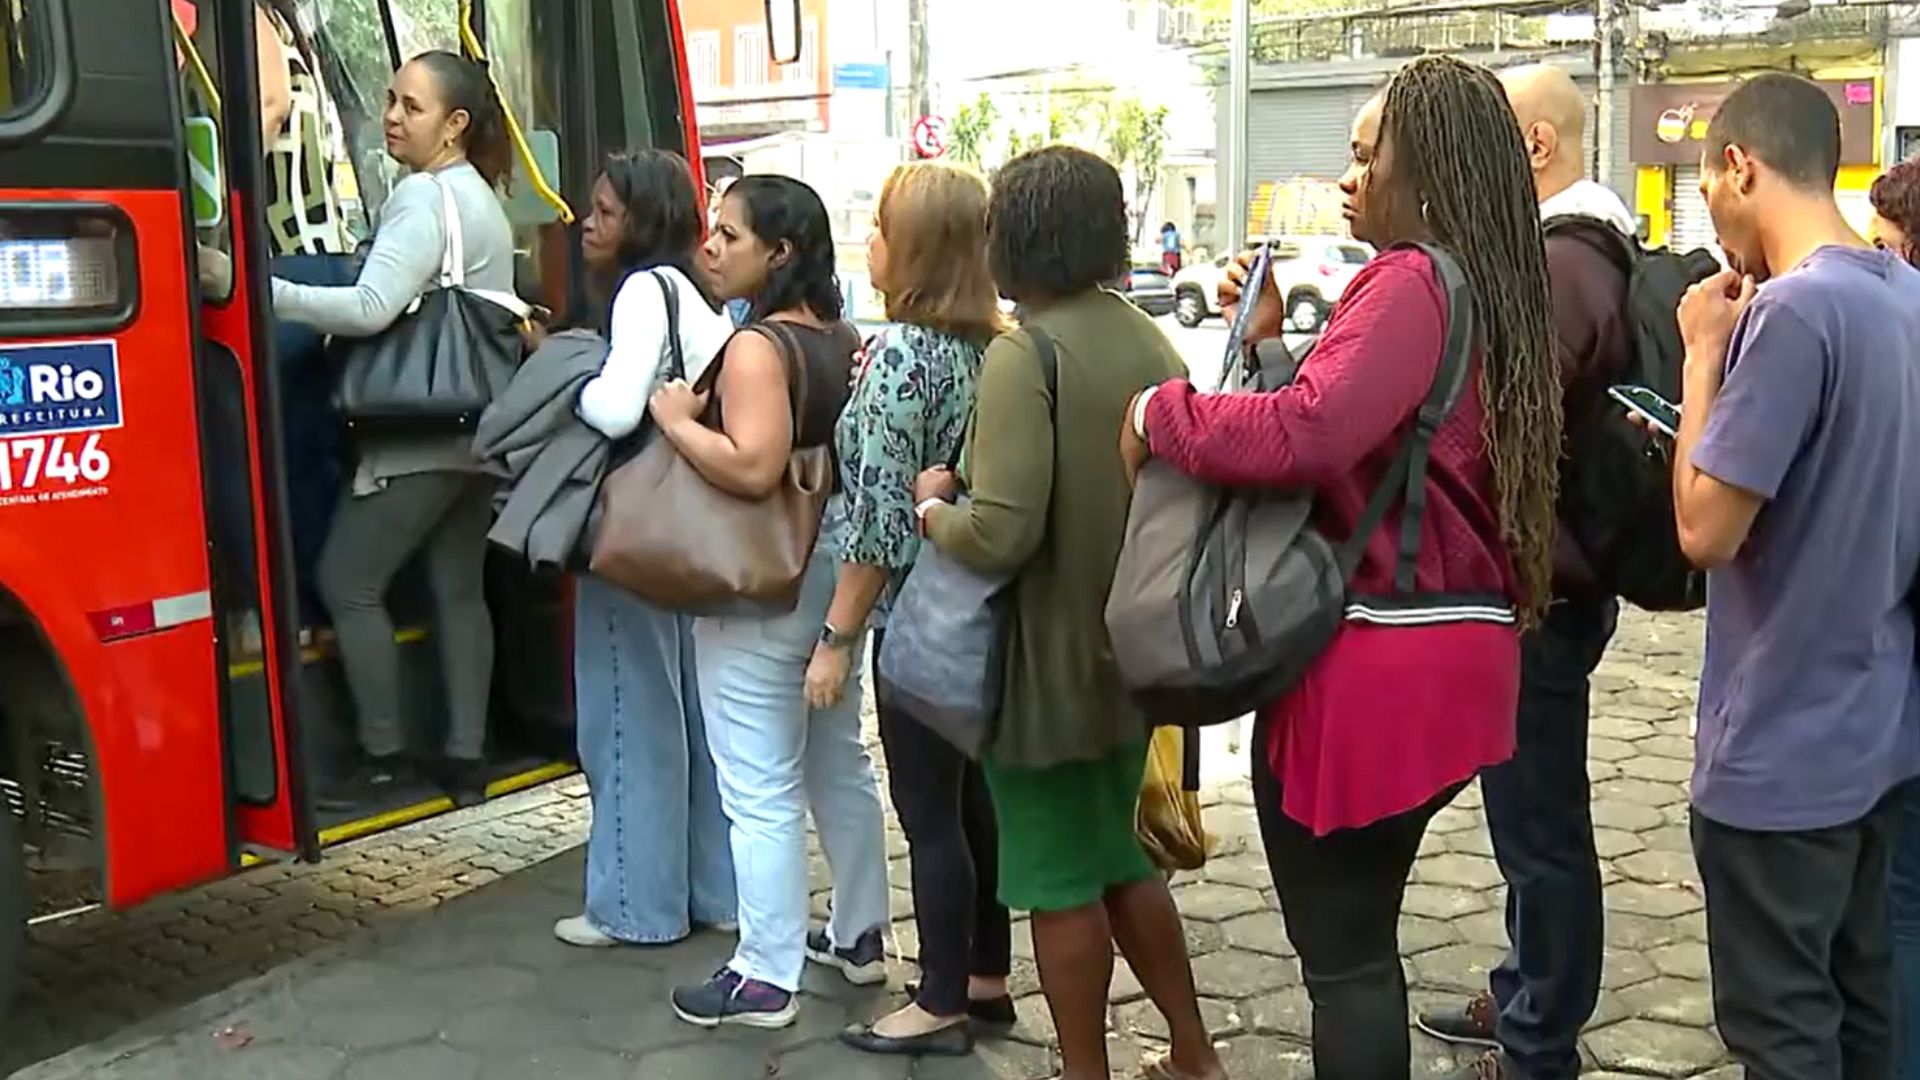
[802,161,1013,1056]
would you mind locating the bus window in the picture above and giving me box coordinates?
[0,0,52,124]
[175,1,235,303]
[595,0,654,153]
[174,1,281,807]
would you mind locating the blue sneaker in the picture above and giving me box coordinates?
[805,927,887,986]
[670,967,798,1029]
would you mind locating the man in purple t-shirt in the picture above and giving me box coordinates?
[1671,72,1920,1079]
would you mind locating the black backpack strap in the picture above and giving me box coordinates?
[1334,244,1477,592]
[953,326,1059,470]
[649,270,686,381]
[1026,325,1060,403]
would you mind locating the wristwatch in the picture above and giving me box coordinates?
[819,622,858,650]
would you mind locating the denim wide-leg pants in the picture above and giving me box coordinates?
[575,574,736,942]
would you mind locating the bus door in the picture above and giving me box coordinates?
[0,0,243,905]
[174,0,316,859]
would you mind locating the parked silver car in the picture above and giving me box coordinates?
[1172,236,1373,332]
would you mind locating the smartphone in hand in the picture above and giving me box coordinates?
[1219,242,1275,391]
[1608,384,1680,439]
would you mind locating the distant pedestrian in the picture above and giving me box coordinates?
[1127,55,1564,1080]
[1870,159,1920,267]
[915,146,1225,1080]
[1160,220,1183,275]
[1418,63,1636,1080]
[1671,72,1920,1080]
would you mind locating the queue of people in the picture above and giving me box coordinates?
[249,25,1920,1080]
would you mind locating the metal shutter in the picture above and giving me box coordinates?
[1668,165,1723,261]
[1246,85,1370,185]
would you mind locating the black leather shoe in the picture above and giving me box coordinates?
[839,1019,973,1056]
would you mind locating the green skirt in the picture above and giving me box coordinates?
[983,741,1156,912]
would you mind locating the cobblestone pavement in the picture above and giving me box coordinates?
[2,781,597,1075]
[11,608,1726,1080]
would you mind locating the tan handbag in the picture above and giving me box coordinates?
[589,322,833,615]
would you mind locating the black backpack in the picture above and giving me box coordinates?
[1544,216,1716,612]
[1106,243,1488,737]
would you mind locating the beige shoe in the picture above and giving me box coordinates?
[553,914,622,947]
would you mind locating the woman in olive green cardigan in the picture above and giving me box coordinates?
[912,146,1226,1080]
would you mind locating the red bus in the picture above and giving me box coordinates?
[0,0,795,1013]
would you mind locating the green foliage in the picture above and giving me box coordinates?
[1105,97,1170,241]
[947,93,999,168]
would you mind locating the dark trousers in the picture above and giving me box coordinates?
[873,633,1012,1017]
[1890,784,1920,1080]
[1253,729,1462,1080]
[271,253,356,628]
[1482,596,1617,1080]
[1693,796,1898,1080]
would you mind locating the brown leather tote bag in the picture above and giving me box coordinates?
[589,322,832,615]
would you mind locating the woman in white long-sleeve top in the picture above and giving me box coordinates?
[555,150,740,948]
[270,51,514,812]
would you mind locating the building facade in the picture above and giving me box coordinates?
[678,0,831,142]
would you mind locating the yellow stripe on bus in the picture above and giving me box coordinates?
[226,626,430,680]
[317,761,577,848]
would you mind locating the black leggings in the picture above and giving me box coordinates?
[873,633,1011,1017]
[1253,730,1463,1080]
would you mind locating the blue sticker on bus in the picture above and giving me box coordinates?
[0,340,122,438]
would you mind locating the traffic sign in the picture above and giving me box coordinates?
[832,62,889,90]
[912,115,948,160]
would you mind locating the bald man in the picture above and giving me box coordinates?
[1417,65,1638,1080]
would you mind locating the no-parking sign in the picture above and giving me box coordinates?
[912,115,948,159]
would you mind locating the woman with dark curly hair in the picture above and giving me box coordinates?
[655,175,891,1032]
[912,146,1226,1080]
[1870,159,1920,267]
[1124,55,1561,1080]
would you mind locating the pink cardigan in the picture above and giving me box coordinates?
[1144,249,1520,834]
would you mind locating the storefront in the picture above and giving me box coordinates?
[1631,73,1883,254]
[1225,49,1633,248]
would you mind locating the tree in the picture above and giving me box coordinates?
[947,93,1000,169]
[1105,98,1171,244]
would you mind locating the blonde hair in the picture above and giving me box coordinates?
[876,161,1010,345]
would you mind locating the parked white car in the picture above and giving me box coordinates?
[1172,236,1374,332]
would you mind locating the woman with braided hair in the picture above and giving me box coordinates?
[1122,55,1560,1079]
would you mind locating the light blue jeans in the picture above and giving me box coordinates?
[575,574,736,942]
[694,551,891,991]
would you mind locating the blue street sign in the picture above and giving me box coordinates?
[832,62,890,90]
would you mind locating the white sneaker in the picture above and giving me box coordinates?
[554,914,623,947]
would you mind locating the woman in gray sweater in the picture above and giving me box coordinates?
[272,51,515,812]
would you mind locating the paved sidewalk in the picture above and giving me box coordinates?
[16,610,1728,1080]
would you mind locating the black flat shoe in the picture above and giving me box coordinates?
[903,982,1017,1028]
[839,1019,973,1057]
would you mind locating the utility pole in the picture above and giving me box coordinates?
[1226,0,1252,252]
[1594,0,1617,186]
[909,0,931,122]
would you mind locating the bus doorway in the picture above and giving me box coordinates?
[0,0,753,1019]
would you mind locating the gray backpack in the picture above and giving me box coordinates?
[1104,243,1484,730]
